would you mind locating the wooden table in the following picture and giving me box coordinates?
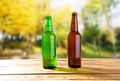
[0,59,120,81]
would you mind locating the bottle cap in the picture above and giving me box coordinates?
[72,12,77,16]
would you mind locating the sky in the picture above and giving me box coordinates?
[51,0,87,12]
[51,0,87,29]
[110,0,120,27]
[51,0,120,28]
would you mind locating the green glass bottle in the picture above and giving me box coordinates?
[42,16,56,69]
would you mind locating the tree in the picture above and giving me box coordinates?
[105,28,116,54]
[0,0,50,38]
[81,0,115,56]
[115,27,120,43]
[52,5,72,48]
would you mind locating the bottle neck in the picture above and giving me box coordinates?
[45,16,53,32]
[45,25,52,32]
[71,12,78,32]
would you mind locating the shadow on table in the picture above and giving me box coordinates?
[53,66,120,80]
[54,66,120,73]
[54,67,88,74]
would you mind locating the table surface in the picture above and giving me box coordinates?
[0,58,120,81]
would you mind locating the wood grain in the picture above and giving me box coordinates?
[0,59,120,81]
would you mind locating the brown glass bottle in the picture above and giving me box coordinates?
[68,12,81,68]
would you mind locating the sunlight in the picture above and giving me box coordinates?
[0,60,31,74]
[51,0,87,12]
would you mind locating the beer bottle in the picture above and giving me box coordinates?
[42,16,56,69]
[68,12,81,68]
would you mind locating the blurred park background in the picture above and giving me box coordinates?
[0,0,120,59]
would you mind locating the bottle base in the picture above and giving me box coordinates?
[43,66,56,69]
[42,59,56,69]
[69,65,81,68]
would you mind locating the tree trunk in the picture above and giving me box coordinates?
[113,42,116,55]
[93,39,97,50]
[98,40,101,57]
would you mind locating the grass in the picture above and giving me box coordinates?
[82,43,115,58]
[57,47,67,58]
[56,43,116,58]
[0,43,118,58]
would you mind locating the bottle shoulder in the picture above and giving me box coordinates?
[68,31,81,36]
[68,32,81,39]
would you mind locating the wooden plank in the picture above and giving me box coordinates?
[0,59,119,81]
[0,59,120,74]
[0,74,120,80]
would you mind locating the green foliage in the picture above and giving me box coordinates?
[52,5,71,48]
[82,0,115,28]
[0,0,119,58]
[82,43,115,58]
[57,47,67,58]
[81,0,118,57]
[82,25,103,43]
[115,27,120,43]
[28,46,42,55]
[82,0,116,44]
[106,29,116,44]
